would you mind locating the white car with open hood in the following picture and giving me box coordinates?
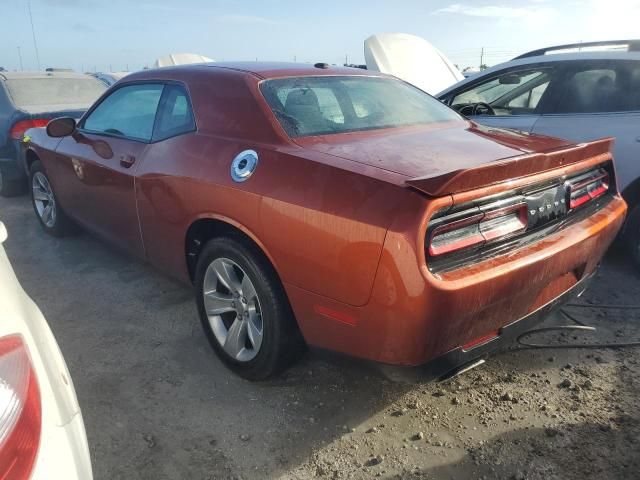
[0,221,92,479]
[365,33,464,94]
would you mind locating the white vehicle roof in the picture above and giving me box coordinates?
[153,53,214,68]
[438,50,640,97]
[364,33,464,95]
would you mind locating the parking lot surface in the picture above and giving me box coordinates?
[1,195,639,480]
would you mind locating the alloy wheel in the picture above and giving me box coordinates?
[203,257,264,362]
[32,172,57,228]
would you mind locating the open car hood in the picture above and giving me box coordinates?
[365,33,464,94]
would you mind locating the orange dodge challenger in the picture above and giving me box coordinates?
[21,62,626,379]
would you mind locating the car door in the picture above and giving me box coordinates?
[442,64,558,133]
[52,83,164,257]
[532,60,640,194]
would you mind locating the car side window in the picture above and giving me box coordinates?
[554,63,640,114]
[152,84,196,142]
[450,68,552,116]
[82,84,164,141]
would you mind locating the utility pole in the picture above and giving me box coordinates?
[345,54,348,65]
[479,47,484,70]
[27,1,41,70]
[17,46,23,71]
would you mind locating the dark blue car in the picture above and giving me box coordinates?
[0,70,106,196]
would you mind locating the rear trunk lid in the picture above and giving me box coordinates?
[16,108,86,119]
[295,122,612,196]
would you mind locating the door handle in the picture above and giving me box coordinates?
[120,154,136,168]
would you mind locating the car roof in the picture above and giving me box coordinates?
[0,71,98,81]
[437,50,640,97]
[126,61,375,82]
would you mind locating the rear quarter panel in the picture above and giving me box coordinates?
[135,133,409,306]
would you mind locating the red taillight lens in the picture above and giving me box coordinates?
[429,203,527,257]
[0,335,41,480]
[567,170,609,210]
[429,213,484,256]
[9,119,49,140]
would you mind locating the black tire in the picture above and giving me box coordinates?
[29,160,76,237]
[0,162,26,197]
[195,236,304,380]
[624,204,640,271]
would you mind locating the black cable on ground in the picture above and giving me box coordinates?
[515,308,640,350]
[566,303,640,310]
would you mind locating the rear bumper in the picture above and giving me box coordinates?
[31,412,93,480]
[287,195,626,367]
[421,266,595,379]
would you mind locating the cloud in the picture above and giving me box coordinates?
[433,3,557,26]
[212,14,279,25]
[579,0,640,39]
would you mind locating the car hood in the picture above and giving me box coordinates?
[295,121,574,176]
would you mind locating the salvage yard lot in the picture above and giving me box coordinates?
[1,194,639,480]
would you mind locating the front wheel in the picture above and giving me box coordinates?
[29,160,76,236]
[195,236,304,380]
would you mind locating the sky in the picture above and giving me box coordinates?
[1,0,640,73]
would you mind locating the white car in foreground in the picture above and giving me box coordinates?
[0,221,92,479]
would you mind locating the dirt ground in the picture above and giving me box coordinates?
[1,195,639,480]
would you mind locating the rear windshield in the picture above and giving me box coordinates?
[260,75,461,137]
[5,77,107,110]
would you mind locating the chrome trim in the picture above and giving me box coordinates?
[230,150,259,183]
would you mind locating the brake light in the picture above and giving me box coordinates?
[429,203,527,256]
[9,119,49,140]
[0,335,41,480]
[567,170,609,210]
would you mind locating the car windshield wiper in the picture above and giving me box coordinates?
[104,128,125,136]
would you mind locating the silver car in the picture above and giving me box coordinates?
[438,40,640,268]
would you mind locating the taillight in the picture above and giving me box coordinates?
[0,335,41,480]
[566,169,609,210]
[9,119,49,140]
[429,203,527,256]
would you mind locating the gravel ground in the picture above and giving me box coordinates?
[1,195,639,480]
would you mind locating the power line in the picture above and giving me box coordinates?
[27,1,41,70]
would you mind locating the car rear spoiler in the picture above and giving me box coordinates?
[405,138,614,197]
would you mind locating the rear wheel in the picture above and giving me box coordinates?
[624,204,640,271]
[195,236,304,380]
[29,160,76,236]
[0,162,25,197]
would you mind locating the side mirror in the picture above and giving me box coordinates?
[46,117,76,138]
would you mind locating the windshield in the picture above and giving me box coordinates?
[260,75,461,137]
[5,77,107,110]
